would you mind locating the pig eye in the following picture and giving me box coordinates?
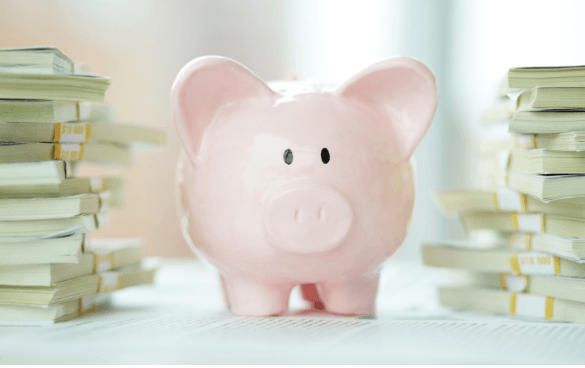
[321,148,330,164]
[283,149,293,165]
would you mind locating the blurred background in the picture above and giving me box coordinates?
[1,0,584,259]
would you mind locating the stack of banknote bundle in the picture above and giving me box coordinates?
[424,65,585,323]
[0,47,165,324]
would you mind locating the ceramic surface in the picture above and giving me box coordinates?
[172,56,438,316]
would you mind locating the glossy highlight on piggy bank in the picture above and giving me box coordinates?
[172,56,438,316]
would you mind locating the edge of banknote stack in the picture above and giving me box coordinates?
[423,64,585,323]
[0,46,165,325]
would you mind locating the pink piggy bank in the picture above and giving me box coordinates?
[172,56,437,316]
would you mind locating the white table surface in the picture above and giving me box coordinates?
[1,258,584,364]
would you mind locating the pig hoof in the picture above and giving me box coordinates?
[318,276,380,316]
[225,278,293,317]
[326,304,376,317]
[230,300,289,317]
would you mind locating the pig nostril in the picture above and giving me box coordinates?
[294,209,301,223]
[318,207,325,221]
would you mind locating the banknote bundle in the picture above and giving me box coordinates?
[0,47,164,324]
[425,64,585,323]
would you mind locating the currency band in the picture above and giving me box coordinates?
[509,293,553,320]
[515,134,536,149]
[493,188,527,212]
[53,143,84,161]
[53,122,91,143]
[509,252,560,275]
[499,273,529,292]
[92,251,115,274]
[78,295,96,316]
[99,272,121,293]
[509,233,531,251]
[511,213,544,233]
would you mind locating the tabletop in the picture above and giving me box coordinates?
[1,258,584,364]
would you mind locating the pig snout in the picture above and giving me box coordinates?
[263,185,354,254]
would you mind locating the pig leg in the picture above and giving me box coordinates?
[219,274,231,308]
[317,275,380,316]
[300,284,325,310]
[225,276,293,316]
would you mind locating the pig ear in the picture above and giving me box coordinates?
[334,57,438,159]
[172,56,279,160]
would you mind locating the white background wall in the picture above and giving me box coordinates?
[1,0,584,259]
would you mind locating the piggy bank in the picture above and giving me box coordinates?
[172,56,437,316]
